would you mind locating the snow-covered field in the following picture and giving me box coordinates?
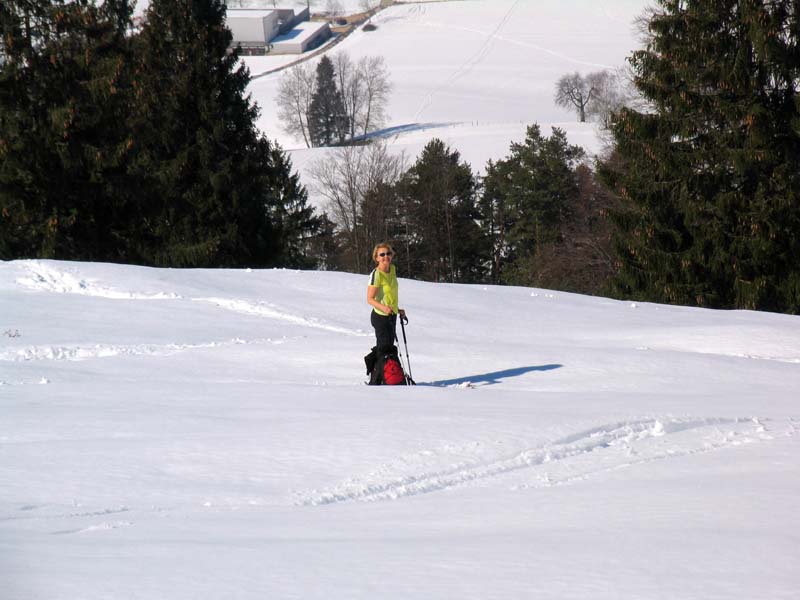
[245,0,646,179]
[4,2,799,598]
[2,259,799,599]
[136,0,646,178]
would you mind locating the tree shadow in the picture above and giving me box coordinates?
[422,364,563,387]
[359,121,460,141]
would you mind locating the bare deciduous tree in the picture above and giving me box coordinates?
[555,69,642,126]
[586,68,642,127]
[308,141,405,272]
[276,63,316,148]
[334,52,364,140]
[358,55,390,136]
[334,53,391,139]
[279,52,391,146]
[554,71,600,123]
[584,71,615,125]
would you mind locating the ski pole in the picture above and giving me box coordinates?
[399,314,415,384]
[393,328,411,385]
[394,336,412,385]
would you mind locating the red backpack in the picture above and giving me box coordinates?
[383,355,406,385]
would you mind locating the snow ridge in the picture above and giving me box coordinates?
[13,262,367,337]
[0,337,299,362]
[16,261,179,300]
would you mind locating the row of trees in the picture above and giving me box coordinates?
[544,0,800,313]
[309,127,618,296]
[0,0,320,267]
[277,52,391,147]
[598,0,800,313]
[3,1,797,313]
[310,0,799,314]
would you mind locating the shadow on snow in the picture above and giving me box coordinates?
[422,364,563,387]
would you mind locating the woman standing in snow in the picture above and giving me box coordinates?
[367,242,406,350]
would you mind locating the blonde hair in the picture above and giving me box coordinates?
[372,242,395,263]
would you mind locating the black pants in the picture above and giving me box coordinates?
[371,311,397,351]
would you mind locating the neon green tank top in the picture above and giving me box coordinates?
[369,264,398,316]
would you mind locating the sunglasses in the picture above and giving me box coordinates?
[378,252,393,257]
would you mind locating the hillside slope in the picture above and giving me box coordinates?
[248,1,646,168]
[2,260,799,599]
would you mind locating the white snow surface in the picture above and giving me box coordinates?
[2,259,799,599]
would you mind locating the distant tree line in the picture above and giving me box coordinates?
[0,0,320,268]
[313,0,800,313]
[309,127,618,297]
[3,1,798,314]
[0,0,634,298]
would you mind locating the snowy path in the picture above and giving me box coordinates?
[299,417,796,505]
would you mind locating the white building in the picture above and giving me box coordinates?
[226,7,331,55]
[226,9,280,50]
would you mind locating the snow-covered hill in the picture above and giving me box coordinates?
[245,0,647,181]
[2,259,799,599]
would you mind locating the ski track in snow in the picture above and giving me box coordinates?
[193,298,368,337]
[298,417,795,506]
[13,262,367,338]
[409,0,613,121]
[412,0,522,120]
[0,336,307,363]
[49,505,134,536]
[635,346,800,364]
[51,521,133,536]
[0,377,50,386]
[15,261,179,300]
[1,504,135,536]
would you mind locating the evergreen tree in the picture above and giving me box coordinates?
[308,56,349,147]
[128,0,296,267]
[598,0,800,312]
[398,139,486,283]
[359,178,407,271]
[0,0,137,261]
[266,145,321,269]
[480,124,585,285]
[305,211,342,271]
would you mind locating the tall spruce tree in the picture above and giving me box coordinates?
[480,125,585,285]
[266,144,322,269]
[129,0,306,267]
[599,0,800,312]
[308,56,349,147]
[398,139,486,283]
[0,0,137,261]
